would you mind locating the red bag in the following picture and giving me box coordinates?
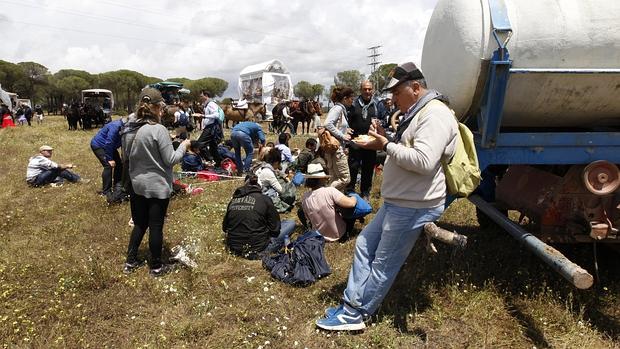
[221,158,237,176]
[197,170,220,182]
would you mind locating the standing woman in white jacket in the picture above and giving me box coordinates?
[323,86,354,191]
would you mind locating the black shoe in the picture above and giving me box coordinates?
[123,260,145,274]
[149,264,175,277]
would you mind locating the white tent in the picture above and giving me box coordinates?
[238,59,293,115]
[0,84,11,111]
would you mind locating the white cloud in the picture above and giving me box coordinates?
[0,0,438,96]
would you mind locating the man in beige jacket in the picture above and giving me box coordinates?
[316,62,458,331]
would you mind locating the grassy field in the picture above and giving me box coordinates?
[1,115,619,348]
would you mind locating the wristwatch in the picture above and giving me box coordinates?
[382,141,390,152]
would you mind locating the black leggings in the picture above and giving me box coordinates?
[126,194,170,269]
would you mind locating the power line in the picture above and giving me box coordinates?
[0,0,303,51]
[367,45,382,89]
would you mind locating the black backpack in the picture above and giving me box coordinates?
[178,111,190,126]
[262,230,331,286]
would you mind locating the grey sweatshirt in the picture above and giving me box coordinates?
[129,123,187,199]
[382,99,458,208]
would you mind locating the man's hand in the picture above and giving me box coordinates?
[370,119,386,136]
[108,160,116,167]
[354,130,388,151]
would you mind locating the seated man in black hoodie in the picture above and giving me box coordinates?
[223,174,296,259]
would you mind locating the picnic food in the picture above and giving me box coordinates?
[353,135,376,142]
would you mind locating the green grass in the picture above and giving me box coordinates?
[0,116,619,348]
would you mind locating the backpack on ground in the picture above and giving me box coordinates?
[442,121,481,197]
[262,230,331,286]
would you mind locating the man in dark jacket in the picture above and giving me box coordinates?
[23,104,33,126]
[346,81,385,200]
[223,175,296,259]
[91,118,125,199]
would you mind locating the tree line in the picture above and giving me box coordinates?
[1,59,396,113]
[0,60,228,113]
[293,63,396,104]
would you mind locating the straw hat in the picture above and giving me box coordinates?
[39,145,54,152]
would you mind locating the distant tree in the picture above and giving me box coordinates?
[54,69,96,85]
[334,70,364,94]
[369,63,397,93]
[17,62,51,102]
[0,60,27,93]
[185,78,228,100]
[165,77,191,84]
[311,84,324,101]
[55,76,90,100]
[97,70,158,112]
[294,81,314,100]
[323,85,335,108]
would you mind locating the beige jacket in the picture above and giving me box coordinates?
[381,99,458,208]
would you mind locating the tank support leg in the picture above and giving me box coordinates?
[468,195,594,289]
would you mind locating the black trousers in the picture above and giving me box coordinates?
[91,145,122,195]
[197,123,222,166]
[346,147,376,197]
[126,194,170,269]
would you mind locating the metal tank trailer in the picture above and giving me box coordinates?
[421,0,620,289]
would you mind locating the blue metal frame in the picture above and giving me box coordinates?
[475,0,620,172]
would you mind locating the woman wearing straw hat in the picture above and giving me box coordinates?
[300,163,357,242]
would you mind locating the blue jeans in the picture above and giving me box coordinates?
[33,168,80,186]
[343,202,444,316]
[265,219,296,253]
[231,130,254,172]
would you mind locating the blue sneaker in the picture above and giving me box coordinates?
[325,304,343,318]
[316,304,366,331]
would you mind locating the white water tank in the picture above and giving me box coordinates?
[421,0,620,128]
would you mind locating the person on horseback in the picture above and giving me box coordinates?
[271,100,293,133]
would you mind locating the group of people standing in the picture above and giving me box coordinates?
[1,103,44,128]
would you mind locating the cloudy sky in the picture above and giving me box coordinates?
[0,0,438,97]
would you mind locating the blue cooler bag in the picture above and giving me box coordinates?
[340,193,372,219]
[292,171,305,186]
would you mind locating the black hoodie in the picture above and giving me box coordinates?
[223,183,281,258]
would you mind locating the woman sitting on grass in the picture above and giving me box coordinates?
[300,163,357,242]
[254,147,296,213]
[181,140,205,173]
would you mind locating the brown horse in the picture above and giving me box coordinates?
[292,100,322,134]
[222,102,266,128]
[310,100,323,131]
